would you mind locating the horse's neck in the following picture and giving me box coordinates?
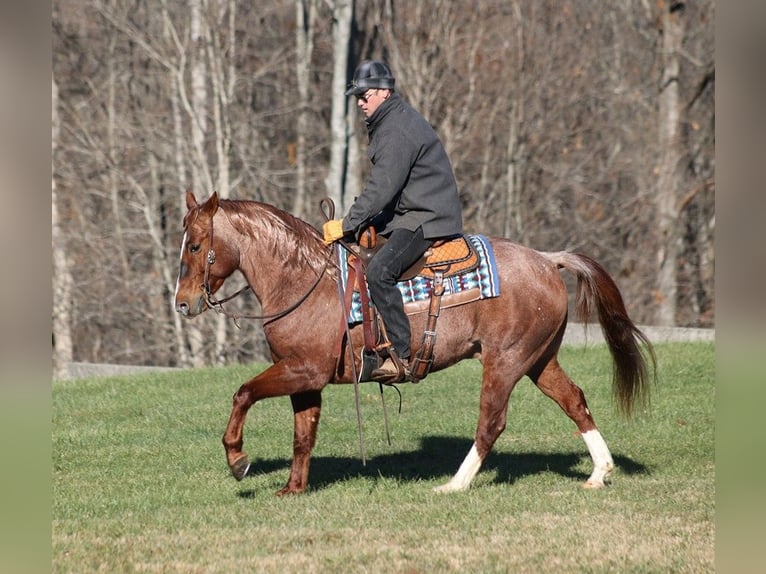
[222,203,325,310]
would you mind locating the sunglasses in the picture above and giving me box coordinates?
[355,90,375,103]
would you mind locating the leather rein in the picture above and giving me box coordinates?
[200,209,335,326]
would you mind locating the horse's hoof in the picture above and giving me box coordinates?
[276,485,303,496]
[583,479,606,489]
[230,456,251,481]
[434,482,464,494]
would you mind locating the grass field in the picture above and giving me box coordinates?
[52,342,714,573]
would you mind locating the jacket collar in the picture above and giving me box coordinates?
[365,92,401,132]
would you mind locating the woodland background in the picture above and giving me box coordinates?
[51,0,714,377]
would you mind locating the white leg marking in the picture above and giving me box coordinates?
[581,429,615,488]
[434,442,483,493]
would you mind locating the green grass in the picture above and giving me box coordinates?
[52,342,714,573]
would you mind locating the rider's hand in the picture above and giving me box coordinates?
[323,219,345,245]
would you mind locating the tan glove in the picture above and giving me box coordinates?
[323,219,345,245]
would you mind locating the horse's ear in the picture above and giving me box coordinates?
[200,191,219,217]
[185,190,198,210]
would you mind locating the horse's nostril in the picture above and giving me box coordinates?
[176,302,189,316]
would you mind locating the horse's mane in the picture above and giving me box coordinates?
[218,199,328,270]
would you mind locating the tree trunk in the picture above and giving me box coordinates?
[205,1,238,364]
[161,0,193,367]
[655,1,684,326]
[52,75,74,380]
[504,0,525,241]
[106,34,131,281]
[292,0,317,219]
[187,0,210,366]
[190,0,212,195]
[326,0,352,212]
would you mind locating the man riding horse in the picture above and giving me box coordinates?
[323,60,464,383]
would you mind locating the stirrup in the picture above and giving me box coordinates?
[370,351,410,384]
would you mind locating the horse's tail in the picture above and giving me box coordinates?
[545,251,657,418]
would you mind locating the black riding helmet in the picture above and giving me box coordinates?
[345,60,395,95]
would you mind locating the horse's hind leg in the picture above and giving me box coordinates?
[435,358,524,493]
[533,357,614,488]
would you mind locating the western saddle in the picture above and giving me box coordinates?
[340,227,480,383]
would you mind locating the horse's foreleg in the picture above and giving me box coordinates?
[276,390,322,496]
[221,361,325,484]
[534,358,614,488]
[222,385,255,481]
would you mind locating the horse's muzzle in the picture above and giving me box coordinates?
[175,297,205,317]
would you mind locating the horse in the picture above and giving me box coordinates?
[173,191,655,495]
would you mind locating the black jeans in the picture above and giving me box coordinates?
[366,227,433,361]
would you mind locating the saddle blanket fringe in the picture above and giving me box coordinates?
[340,234,500,324]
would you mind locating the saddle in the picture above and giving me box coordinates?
[342,227,480,383]
[357,227,480,280]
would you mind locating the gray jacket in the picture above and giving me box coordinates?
[342,93,463,240]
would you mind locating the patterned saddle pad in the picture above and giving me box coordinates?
[339,234,500,324]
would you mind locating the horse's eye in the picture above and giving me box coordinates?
[189,243,201,254]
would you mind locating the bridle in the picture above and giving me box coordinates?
[198,206,335,326]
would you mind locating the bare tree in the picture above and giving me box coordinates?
[654,0,685,326]
[291,0,317,219]
[503,1,526,240]
[52,75,74,380]
[203,0,240,363]
[162,0,192,367]
[325,0,353,211]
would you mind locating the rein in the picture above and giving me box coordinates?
[319,198,369,464]
[319,198,396,456]
[200,209,335,326]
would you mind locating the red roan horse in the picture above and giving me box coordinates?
[174,191,655,495]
